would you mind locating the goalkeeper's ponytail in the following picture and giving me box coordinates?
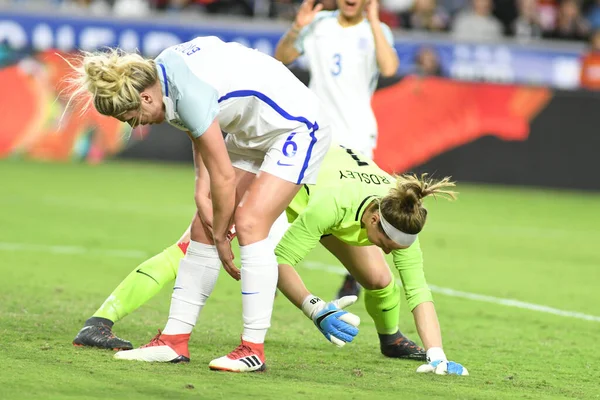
[379,174,457,235]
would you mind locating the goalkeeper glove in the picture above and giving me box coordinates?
[301,295,360,347]
[416,347,469,376]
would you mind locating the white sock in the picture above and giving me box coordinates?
[268,211,290,247]
[162,241,220,335]
[240,238,278,344]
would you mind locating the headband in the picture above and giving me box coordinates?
[379,204,418,247]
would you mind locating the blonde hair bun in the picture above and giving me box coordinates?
[62,48,158,119]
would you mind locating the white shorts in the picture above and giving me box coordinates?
[226,122,332,185]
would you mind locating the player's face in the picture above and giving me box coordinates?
[365,215,409,254]
[117,92,165,128]
[337,0,367,19]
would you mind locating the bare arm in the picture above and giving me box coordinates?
[189,135,214,230]
[274,0,323,65]
[367,0,399,77]
[412,301,443,351]
[277,263,311,308]
[193,118,237,270]
[274,25,303,65]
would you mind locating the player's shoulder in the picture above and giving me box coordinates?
[378,20,395,44]
[156,36,222,61]
[309,10,339,31]
[155,48,192,87]
[155,43,191,71]
[314,10,338,23]
[359,18,393,35]
[376,20,393,31]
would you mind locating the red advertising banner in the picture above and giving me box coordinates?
[0,52,550,170]
[0,50,145,163]
[372,76,552,173]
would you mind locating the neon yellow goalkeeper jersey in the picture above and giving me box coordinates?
[276,145,433,310]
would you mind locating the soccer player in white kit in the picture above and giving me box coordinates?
[69,36,332,372]
[274,0,399,297]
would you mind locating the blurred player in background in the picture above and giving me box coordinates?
[274,0,400,299]
[69,36,332,372]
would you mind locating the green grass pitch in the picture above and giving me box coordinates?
[0,159,599,400]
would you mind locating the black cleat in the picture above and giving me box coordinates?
[73,323,133,351]
[336,274,361,299]
[380,332,427,361]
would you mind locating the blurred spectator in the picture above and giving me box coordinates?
[164,0,190,11]
[579,29,600,88]
[380,0,414,27]
[203,0,253,15]
[381,0,415,14]
[538,0,559,31]
[493,0,518,35]
[113,0,152,16]
[271,0,337,21]
[60,0,111,15]
[451,0,503,41]
[414,46,444,76]
[270,0,297,20]
[401,0,449,31]
[437,0,468,16]
[512,0,543,40]
[585,0,600,30]
[544,0,590,40]
[271,0,304,21]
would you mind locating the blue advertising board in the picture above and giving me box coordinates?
[0,9,585,89]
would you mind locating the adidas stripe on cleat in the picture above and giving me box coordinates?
[209,339,266,372]
[237,355,264,369]
[114,330,190,363]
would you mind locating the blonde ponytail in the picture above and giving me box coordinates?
[64,48,158,119]
[379,173,457,235]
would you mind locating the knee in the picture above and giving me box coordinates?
[361,270,393,291]
[234,208,265,241]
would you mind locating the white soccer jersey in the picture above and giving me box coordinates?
[295,11,395,158]
[154,36,322,149]
[153,36,331,185]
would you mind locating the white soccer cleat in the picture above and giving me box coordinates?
[114,330,190,363]
[209,339,266,372]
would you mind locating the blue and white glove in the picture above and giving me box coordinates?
[416,347,469,376]
[301,295,360,347]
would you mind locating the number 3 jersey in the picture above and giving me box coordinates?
[275,144,433,311]
[295,11,395,157]
[154,36,324,150]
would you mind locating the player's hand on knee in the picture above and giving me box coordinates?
[416,360,469,376]
[302,295,360,347]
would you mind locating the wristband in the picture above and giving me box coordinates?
[301,294,324,319]
[426,347,447,362]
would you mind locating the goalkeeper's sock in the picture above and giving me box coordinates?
[240,238,278,344]
[364,279,401,335]
[162,241,220,335]
[91,244,183,324]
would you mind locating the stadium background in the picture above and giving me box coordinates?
[1,2,599,399]
[0,1,596,189]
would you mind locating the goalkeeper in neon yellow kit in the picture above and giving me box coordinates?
[74,145,467,375]
[271,146,467,375]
